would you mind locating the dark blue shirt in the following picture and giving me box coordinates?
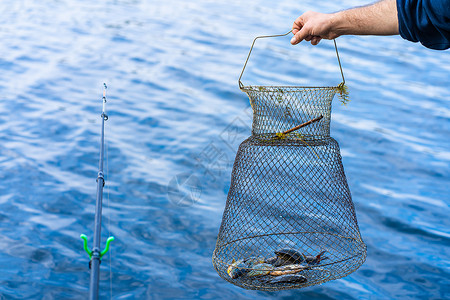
[397,0,450,50]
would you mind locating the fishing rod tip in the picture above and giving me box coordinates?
[103,83,107,98]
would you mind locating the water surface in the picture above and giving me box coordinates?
[0,0,449,299]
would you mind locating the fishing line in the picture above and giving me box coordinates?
[103,84,114,300]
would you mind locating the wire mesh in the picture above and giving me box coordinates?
[245,86,336,137]
[212,85,366,290]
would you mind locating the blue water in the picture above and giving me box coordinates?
[0,0,449,299]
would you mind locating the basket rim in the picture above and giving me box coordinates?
[240,85,340,92]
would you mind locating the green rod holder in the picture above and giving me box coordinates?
[80,234,115,260]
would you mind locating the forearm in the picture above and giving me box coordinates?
[291,0,399,45]
[333,0,399,36]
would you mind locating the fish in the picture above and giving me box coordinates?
[267,274,307,284]
[243,256,265,267]
[304,250,327,265]
[274,248,305,265]
[227,259,249,279]
[246,263,273,277]
[265,256,285,267]
[269,264,309,276]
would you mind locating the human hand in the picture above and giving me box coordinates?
[291,11,339,45]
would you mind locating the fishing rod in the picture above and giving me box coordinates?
[80,83,114,300]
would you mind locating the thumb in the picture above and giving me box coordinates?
[290,27,310,45]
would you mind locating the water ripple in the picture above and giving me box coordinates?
[0,0,448,299]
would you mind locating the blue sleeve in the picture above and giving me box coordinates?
[397,0,450,50]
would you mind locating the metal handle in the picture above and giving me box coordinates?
[238,30,345,88]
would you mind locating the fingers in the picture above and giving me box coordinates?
[292,15,304,33]
[291,30,322,46]
[291,11,331,46]
[291,13,314,45]
[291,15,305,44]
[310,36,322,45]
[290,27,309,45]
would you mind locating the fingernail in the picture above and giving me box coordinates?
[290,37,296,44]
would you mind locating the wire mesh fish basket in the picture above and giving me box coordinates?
[212,31,366,291]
